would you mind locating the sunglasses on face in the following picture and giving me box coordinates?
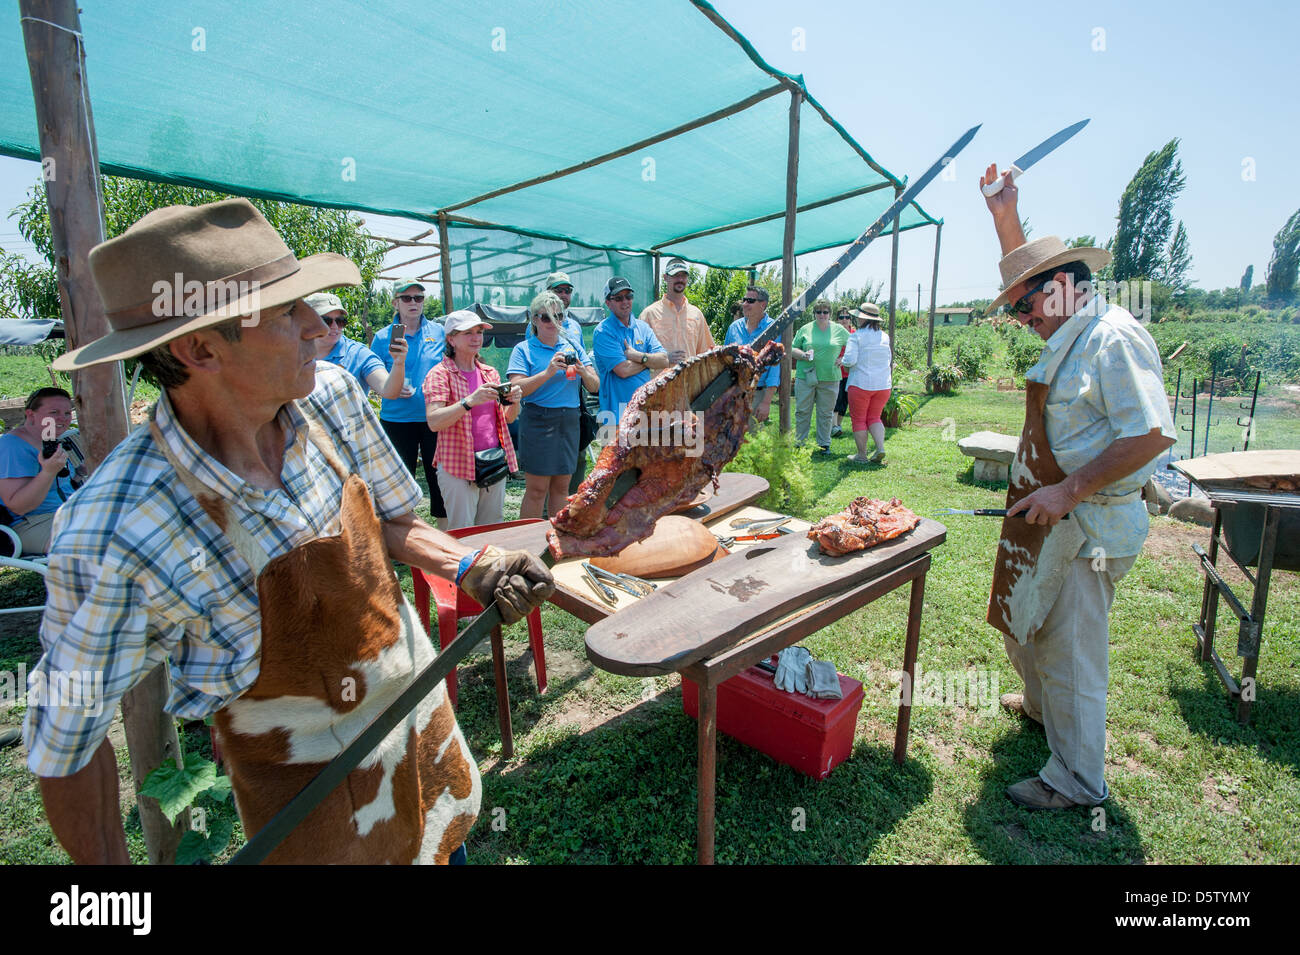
[814,309,830,315]
[1011,277,1056,314]
[553,286,573,294]
[535,313,557,324]
[609,292,633,302]
[742,297,760,304]
[321,315,347,326]
[397,294,425,304]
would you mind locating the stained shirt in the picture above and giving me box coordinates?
[639,297,714,360]
[423,357,518,482]
[724,318,779,389]
[841,327,892,391]
[507,335,591,409]
[1027,298,1176,559]
[592,314,665,422]
[322,335,385,392]
[0,430,80,521]
[370,316,446,423]
[793,322,848,381]
[23,363,422,777]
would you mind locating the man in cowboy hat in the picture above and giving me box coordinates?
[24,198,554,864]
[979,164,1174,811]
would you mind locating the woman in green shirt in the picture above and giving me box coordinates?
[791,300,848,451]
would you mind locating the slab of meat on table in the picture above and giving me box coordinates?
[807,497,921,557]
[548,341,783,558]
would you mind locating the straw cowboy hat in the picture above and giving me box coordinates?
[54,198,360,370]
[851,302,883,325]
[987,236,1111,313]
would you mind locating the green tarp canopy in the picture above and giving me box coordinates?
[1,0,938,270]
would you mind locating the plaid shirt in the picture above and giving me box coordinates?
[23,363,422,777]
[423,357,518,481]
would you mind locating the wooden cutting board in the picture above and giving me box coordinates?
[589,516,725,578]
[585,518,947,676]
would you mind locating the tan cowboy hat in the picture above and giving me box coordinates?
[54,198,361,370]
[987,236,1111,312]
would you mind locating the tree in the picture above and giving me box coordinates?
[8,175,387,338]
[1240,264,1254,291]
[1164,220,1193,294]
[1065,235,1098,249]
[1265,208,1300,303]
[1110,139,1186,282]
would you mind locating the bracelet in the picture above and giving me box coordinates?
[455,547,487,586]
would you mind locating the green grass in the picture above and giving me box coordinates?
[2,382,1298,864]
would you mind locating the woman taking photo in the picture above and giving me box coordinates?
[508,291,599,519]
[424,310,522,529]
[840,302,892,465]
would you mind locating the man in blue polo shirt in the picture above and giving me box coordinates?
[307,292,406,398]
[369,280,448,524]
[591,277,669,427]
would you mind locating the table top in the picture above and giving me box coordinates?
[586,518,948,676]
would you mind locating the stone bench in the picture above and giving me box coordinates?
[957,430,1019,483]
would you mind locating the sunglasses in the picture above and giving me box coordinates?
[1011,277,1056,315]
[397,294,425,304]
[742,297,761,304]
[552,286,573,294]
[535,313,557,324]
[814,309,830,315]
[609,292,634,302]
[321,315,348,326]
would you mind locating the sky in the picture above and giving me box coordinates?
[2,0,1296,309]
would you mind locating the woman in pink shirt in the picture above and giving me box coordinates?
[424,310,521,529]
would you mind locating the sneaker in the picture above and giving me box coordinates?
[846,454,873,464]
[817,445,831,454]
[1005,777,1082,810]
[830,426,843,438]
[869,449,886,464]
[0,727,21,750]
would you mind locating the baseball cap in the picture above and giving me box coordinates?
[443,309,491,335]
[304,291,347,316]
[393,280,426,294]
[663,258,688,276]
[545,271,573,290]
[603,277,633,299]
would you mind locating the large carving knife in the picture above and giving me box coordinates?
[979,119,1088,197]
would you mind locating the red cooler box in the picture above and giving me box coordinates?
[682,659,864,780]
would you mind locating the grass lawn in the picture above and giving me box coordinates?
[2,381,1297,864]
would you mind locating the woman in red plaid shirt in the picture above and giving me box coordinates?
[424,311,521,529]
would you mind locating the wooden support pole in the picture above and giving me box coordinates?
[927,222,942,367]
[437,213,453,313]
[887,184,901,361]
[778,89,802,434]
[21,0,183,865]
[653,252,661,300]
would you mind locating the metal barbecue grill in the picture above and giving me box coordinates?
[1171,451,1300,725]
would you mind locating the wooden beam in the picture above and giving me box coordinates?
[440,84,787,215]
[653,253,661,300]
[21,0,182,865]
[650,181,893,251]
[778,89,801,435]
[437,213,453,312]
[887,184,901,362]
[927,222,942,367]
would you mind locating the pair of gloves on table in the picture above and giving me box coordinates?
[773,647,842,700]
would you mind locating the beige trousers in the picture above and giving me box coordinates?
[14,511,56,555]
[1002,554,1136,805]
[437,471,506,531]
[794,375,838,447]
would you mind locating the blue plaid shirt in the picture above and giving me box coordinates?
[24,363,421,777]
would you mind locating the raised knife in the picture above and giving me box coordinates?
[980,119,1089,197]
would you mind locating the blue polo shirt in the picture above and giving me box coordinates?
[592,313,665,421]
[322,336,386,392]
[724,317,779,388]
[0,430,79,522]
[507,336,591,409]
[369,316,446,423]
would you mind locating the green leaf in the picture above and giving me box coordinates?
[207,774,233,803]
[140,752,218,824]
[173,814,234,866]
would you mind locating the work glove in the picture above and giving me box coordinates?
[774,646,811,694]
[458,545,555,625]
[805,659,843,700]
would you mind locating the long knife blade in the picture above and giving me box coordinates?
[981,119,1088,197]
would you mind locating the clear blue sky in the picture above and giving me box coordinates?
[2,0,1295,307]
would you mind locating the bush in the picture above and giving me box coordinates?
[1007,332,1043,376]
[724,422,815,516]
[892,327,927,370]
[950,327,996,381]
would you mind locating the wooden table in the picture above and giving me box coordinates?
[458,476,947,863]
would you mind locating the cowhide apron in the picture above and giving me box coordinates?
[986,332,1086,645]
[150,412,481,864]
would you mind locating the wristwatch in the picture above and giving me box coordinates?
[639,351,648,366]
[461,398,472,412]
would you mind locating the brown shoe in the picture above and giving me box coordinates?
[1006,777,1080,810]
[999,692,1042,724]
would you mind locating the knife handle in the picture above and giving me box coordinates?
[980,163,1023,198]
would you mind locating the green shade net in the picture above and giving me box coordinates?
[0,0,938,269]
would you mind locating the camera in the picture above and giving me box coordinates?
[564,353,577,366]
[496,384,513,405]
[42,439,59,460]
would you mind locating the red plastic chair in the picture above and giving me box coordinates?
[410,519,547,759]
